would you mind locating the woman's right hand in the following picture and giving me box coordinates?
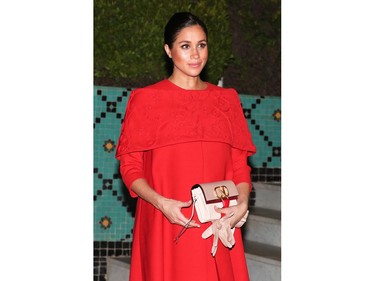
[157,197,200,228]
[130,178,200,228]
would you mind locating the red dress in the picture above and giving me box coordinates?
[116,80,256,281]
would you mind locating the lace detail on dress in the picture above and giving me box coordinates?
[116,81,256,159]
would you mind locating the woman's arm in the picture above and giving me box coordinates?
[131,178,200,227]
[214,148,252,227]
[120,152,200,228]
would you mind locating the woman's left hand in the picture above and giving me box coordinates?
[213,201,249,228]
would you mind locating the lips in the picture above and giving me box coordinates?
[188,62,202,68]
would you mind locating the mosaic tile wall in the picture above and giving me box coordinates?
[93,85,281,281]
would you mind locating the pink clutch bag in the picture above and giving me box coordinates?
[191,180,239,223]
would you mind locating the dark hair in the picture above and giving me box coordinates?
[164,12,208,48]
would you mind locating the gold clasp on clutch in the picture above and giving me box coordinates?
[214,185,229,200]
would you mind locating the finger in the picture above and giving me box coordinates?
[220,212,234,224]
[224,211,235,219]
[214,205,224,214]
[177,215,191,226]
[214,205,234,214]
[187,220,200,228]
[182,217,200,228]
[180,199,193,207]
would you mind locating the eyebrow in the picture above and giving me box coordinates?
[177,39,207,44]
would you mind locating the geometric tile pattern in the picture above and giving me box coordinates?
[239,95,281,182]
[94,86,135,242]
[240,95,281,168]
[93,85,281,281]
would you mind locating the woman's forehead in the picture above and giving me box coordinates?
[175,25,207,42]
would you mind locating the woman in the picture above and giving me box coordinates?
[116,12,256,281]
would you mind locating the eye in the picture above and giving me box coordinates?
[198,43,207,49]
[181,44,190,49]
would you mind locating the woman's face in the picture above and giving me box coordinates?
[164,25,208,79]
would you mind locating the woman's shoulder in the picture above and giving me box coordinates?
[129,80,164,98]
[127,80,170,108]
[206,83,239,99]
[205,82,236,92]
[130,80,170,96]
[143,79,171,90]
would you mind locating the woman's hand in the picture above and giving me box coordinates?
[131,178,200,228]
[212,181,251,228]
[157,197,200,228]
[213,201,249,228]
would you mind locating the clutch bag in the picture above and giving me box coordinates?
[191,180,238,223]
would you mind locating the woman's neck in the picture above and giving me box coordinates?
[168,75,207,90]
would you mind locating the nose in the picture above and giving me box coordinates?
[190,48,200,59]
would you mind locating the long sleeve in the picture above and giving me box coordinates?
[231,147,252,191]
[118,151,145,198]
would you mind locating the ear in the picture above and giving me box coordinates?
[164,44,172,59]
